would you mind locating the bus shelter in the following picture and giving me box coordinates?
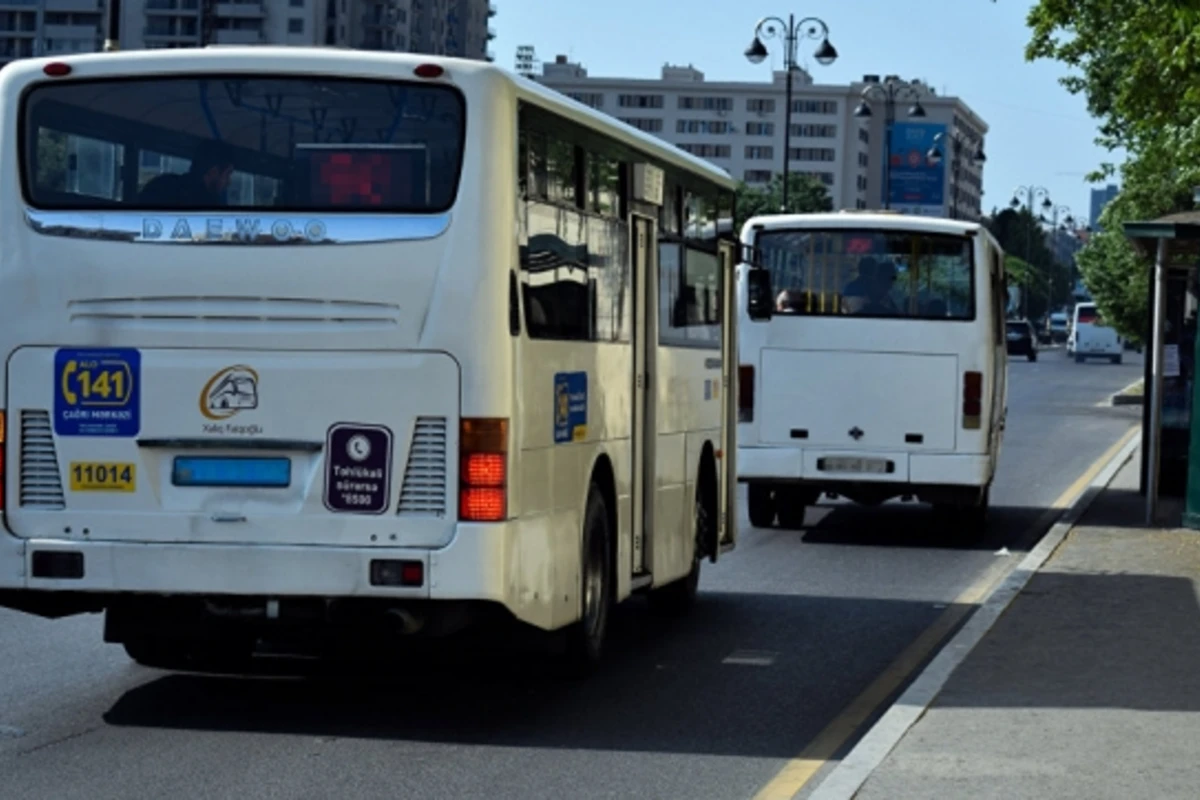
[1122,211,1200,525]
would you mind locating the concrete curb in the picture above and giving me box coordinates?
[1109,378,1145,407]
[803,428,1142,800]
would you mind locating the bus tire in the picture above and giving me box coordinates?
[777,489,815,530]
[649,460,716,615]
[748,483,776,528]
[936,487,989,535]
[563,483,613,674]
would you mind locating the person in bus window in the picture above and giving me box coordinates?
[860,259,900,316]
[137,140,235,208]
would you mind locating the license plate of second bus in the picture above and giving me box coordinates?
[822,457,888,474]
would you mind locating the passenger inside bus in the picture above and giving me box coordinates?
[842,257,899,316]
[136,140,236,208]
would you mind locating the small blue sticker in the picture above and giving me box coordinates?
[54,348,141,437]
[553,371,588,444]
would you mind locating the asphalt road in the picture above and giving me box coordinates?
[0,349,1144,800]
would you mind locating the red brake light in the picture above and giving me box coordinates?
[414,63,445,79]
[962,372,983,429]
[43,62,71,77]
[459,418,507,522]
[738,365,755,423]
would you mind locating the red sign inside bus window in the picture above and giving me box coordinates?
[846,236,873,254]
[1077,307,1098,324]
[307,148,424,208]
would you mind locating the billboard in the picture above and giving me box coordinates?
[885,122,946,211]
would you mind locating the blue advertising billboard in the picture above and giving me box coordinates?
[885,122,946,209]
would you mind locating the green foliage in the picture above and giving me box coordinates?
[1024,0,1200,340]
[734,173,833,231]
[985,208,1074,321]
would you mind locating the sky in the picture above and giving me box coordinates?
[492,0,1122,227]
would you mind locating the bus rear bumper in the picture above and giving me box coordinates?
[0,522,559,631]
[738,447,994,488]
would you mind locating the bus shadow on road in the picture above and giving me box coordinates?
[786,500,1053,553]
[99,588,961,758]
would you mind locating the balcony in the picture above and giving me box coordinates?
[486,25,495,40]
[213,27,264,44]
[487,2,496,16]
[215,1,265,19]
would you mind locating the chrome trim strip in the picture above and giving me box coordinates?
[23,210,452,244]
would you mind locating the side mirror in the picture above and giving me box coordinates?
[747,267,773,321]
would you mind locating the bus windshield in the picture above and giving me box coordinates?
[22,75,466,212]
[755,228,976,320]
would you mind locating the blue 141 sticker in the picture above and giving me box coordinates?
[54,348,141,437]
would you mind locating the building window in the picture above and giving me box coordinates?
[676,120,730,134]
[745,121,774,136]
[619,117,663,133]
[744,169,773,183]
[858,152,869,167]
[289,0,303,6]
[677,143,730,159]
[747,98,776,113]
[790,123,837,138]
[788,147,836,162]
[744,145,774,160]
[678,96,733,111]
[791,99,839,114]
[288,17,304,33]
[618,94,663,109]
[567,92,604,109]
[858,127,870,144]
[856,174,868,191]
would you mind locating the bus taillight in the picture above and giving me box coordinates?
[460,418,507,522]
[738,365,754,423]
[962,372,983,429]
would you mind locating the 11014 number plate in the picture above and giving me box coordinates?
[819,457,890,474]
[70,462,136,492]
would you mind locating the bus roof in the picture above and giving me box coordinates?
[3,46,736,193]
[745,211,988,236]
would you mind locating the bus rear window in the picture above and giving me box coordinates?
[754,228,975,320]
[22,75,465,212]
[1076,307,1099,324]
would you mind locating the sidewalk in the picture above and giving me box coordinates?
[852,450,1200,799]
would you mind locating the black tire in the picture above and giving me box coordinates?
[563,483,613,674]
[123,637,191,670]
[1112,354,1123,365]
[776,488,817,530]
[747,483,776,528]
[1028,350,1038,362]
[649,464,715,615]
[935,487,990,535]
[1075,354,1085,364]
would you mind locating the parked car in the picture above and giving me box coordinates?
[1006,319,1038,361]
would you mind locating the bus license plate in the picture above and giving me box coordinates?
[820,457,889,474]
[172,457,291,488]
[70,462,136,492]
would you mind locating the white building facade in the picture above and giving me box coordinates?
[0,0,495,62]
[536,57,988,220]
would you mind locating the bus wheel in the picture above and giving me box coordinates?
[748,483,776,528]
[936,487,989,536]
[649,463,715,615]
[564,483,613,674]
[777,489,815,530]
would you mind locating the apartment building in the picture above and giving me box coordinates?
[0,0,495,62]
[535,56,988,220]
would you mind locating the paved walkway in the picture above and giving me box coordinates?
[854,451,1200,799]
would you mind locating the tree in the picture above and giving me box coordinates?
[985,207,1075,321]
[734,173,833,231]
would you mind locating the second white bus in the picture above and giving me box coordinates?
[0,47,738,672]
[737,212,1008,532]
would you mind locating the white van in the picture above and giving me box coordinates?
[737,212,1008,531]
[1068,302,1123,363]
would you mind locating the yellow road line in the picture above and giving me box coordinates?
[750,424,1139,800]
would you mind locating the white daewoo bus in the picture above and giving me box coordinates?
[0,48,739,671]
[737,212,1008,531]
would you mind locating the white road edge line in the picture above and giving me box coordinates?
[802,429,1142,800]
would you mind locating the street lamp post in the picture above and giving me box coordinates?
[854,78,928,210]
[926,130,986,219]
[745,15,838,212]
[1041,203,1074,311]
[1010,186,1052,319]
